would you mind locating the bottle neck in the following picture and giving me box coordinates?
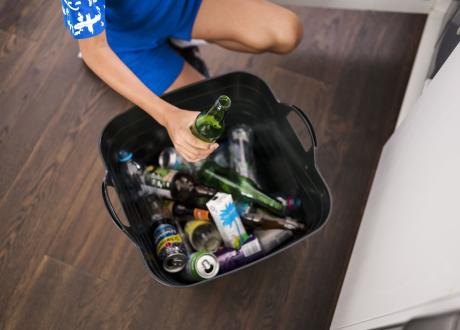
[206,103,228,123]
[206,96,231,123]
[172,203,191,216]
[194,184,217,198]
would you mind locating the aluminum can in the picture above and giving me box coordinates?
[153,222,187,273]
[181,250,220,281]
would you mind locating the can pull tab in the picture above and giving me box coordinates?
[168,258,185,268]
[201,260,214,274]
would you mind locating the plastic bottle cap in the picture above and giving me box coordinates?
[117,150,133,162]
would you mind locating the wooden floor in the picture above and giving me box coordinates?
[0,2,425,330]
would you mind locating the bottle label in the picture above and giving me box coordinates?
[241,238,262,257]
[193,208,210,221]
[229,125,257,182]
[155,234,182,255]
[141,185,172,199]
[184,220,209,240]
[145,168,177,190]
[156,168,176,182]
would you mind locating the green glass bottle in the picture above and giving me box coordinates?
[190,95,231,143]
[197,161,285,215]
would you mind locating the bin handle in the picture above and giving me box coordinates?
[102,172,135,242]
[290,105,318,148]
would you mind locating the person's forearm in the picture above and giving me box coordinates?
[79,38,172,126]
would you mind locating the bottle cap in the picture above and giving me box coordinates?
[117,150,133,163]
[235,201,251,216]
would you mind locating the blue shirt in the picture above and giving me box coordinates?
[60,0,199,52]
[60,0,202,94]
[61,0,105,39]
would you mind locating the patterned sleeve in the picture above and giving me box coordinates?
[60,0,106,39]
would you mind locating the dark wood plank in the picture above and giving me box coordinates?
[2,255,106,330]
[0,30,35,89]
[0,0,58,41]
[0,58,130,326]
[0,8,83,199]
[0,4,425,330]
[46,159,135,281]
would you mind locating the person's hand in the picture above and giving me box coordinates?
[163,106,218,162]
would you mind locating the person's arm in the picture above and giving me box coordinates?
[79,32,216,162]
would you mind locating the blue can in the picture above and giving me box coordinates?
[153,221,187,273]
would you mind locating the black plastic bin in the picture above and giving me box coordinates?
[100,72,331,287]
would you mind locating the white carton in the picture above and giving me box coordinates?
[206,193,247,249]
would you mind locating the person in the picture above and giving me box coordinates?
[61,0,302,161]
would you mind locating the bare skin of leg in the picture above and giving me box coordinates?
[192,0,303,54]
[165,0,303,92]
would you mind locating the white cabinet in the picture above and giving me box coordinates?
[275,0,435,13]
[331,43,460,330]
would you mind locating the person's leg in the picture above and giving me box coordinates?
[165,0,302,93]
[191,0,303,54]
[164,61,205,93]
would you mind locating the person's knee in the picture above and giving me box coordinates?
[272,11,303,54]
[239,9,302,54]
